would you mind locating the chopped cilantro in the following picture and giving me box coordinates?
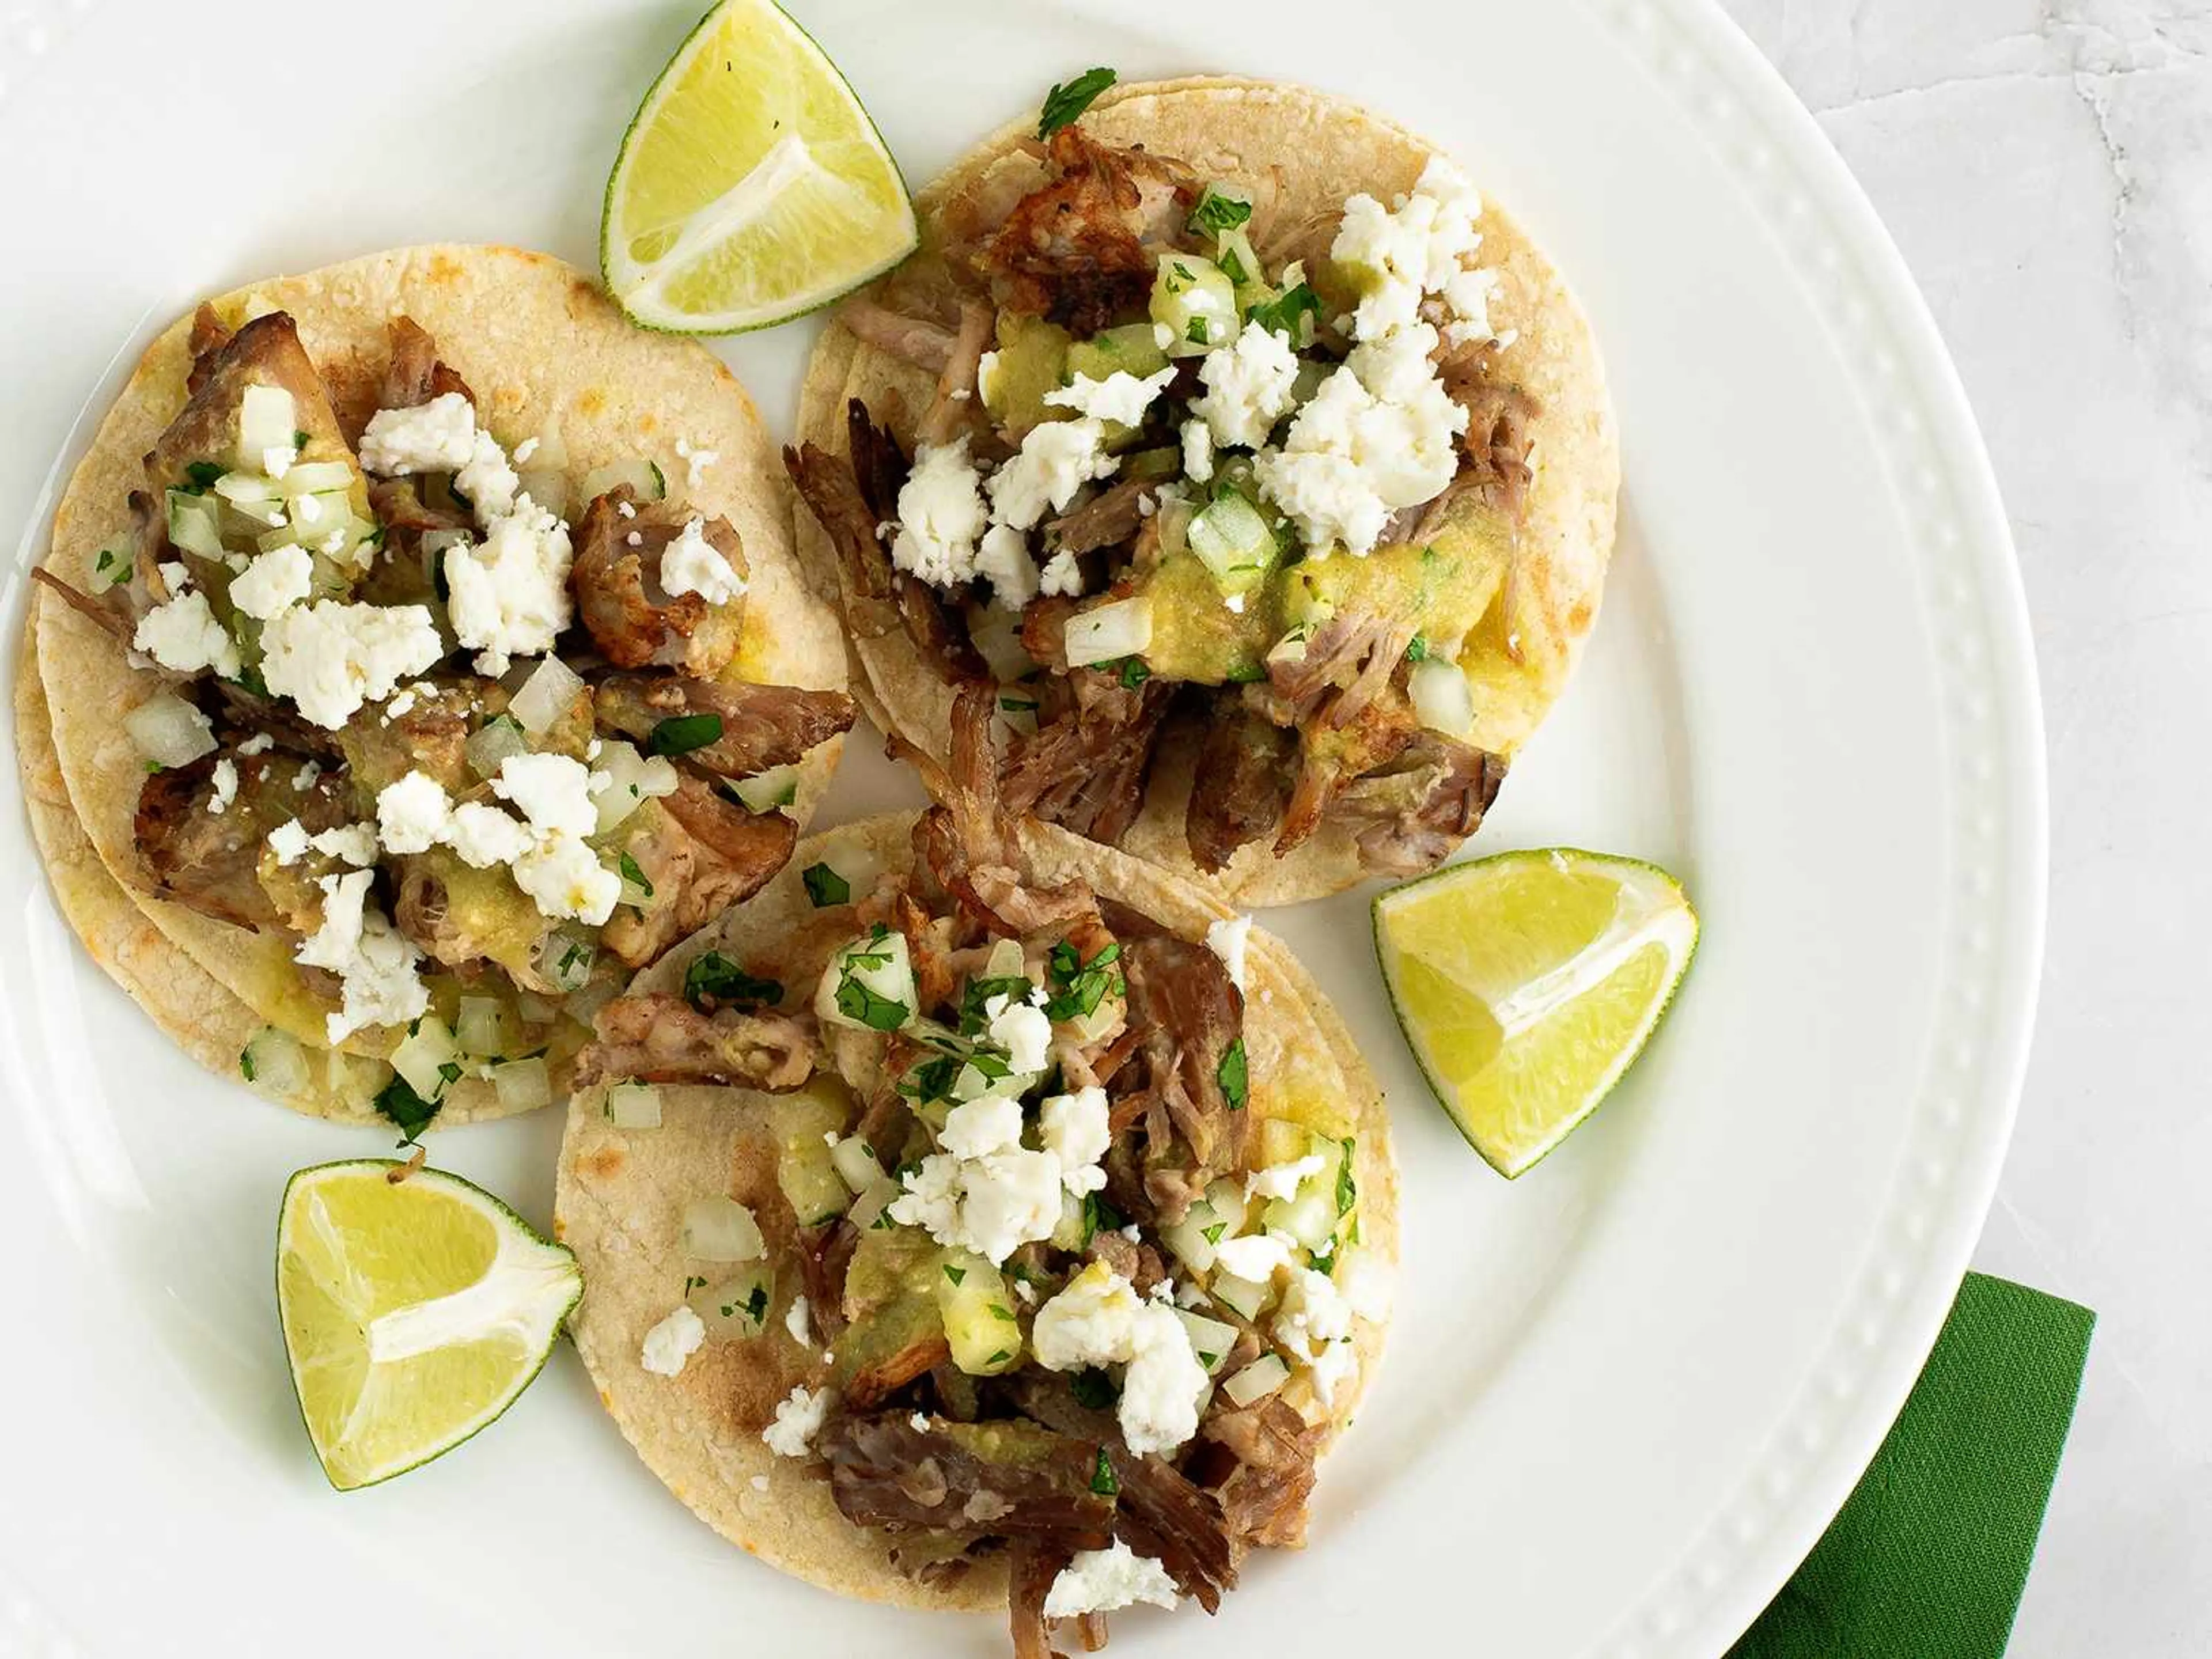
[619,851,653,900]
[374,1074,439,1144]
[1217,243,1249,285]
[991,1303,1018,1324]
[1037,66,1115,139]
[1185,316,1211,346]
[1337,1137,1358,1215]
[682,950,782,1013]
[944,1263,967,1286]
[649,460,667,498]
[683,1274,706,1294]
[1225,658,1268,684]
[1071,1368,1117,1410]
[181,460,223,493]
[238,1047,256,1082]
[1247,282,1322,341]
[1198,1350,1221,1369]
[1045,938,1122,1022]
[291,429,309,449]
[985,1348,1013,1365]
[1080,1191,1124,1249]
[1115,656,1150,690]
[959,974,1036,1037]
[647,712,724,756]
[999,695,1040,714]
[1406,634,1430,664]
[1217,1039,1249,1111]
[1201,1221,1228,1245]
[899,1054,962,1103]
[1089,1445,1119,1496]
[1189,187,1253,236]
[837,975,911,1032]
[802,862,850,907]
[436,1060,462,1087]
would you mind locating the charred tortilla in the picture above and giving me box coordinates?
[791,76,1617,906]
[556,789,1393,1641]
[23,244,851,1119]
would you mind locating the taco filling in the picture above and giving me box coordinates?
[789,112,1538,880]
[574,684,1391,1652]
[39,305,854,1121]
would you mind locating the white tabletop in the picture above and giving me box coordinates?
[1718,2,2208,1651]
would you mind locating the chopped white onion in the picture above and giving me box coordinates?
[846,1175,899,1234]
[680,1195,766,1263]
[124,694,217,768]
[1408,657,1475,738]
[983,938,1028,980]
[1063,596,1154,668]
[540,927,597,993]
[237,384,298,461]
[510,656,587,737]
[690,1260,775,1340]
[1266,1181,1339,1252]
[606,1080,663,1128]
[814,929,917,1033]
[464,717,531,781]
[591,739,680,834]
[391,1014,461,1103]
[730,763,800,815]
[1175,1309,1241,1375]
[968,606,1037,683]
[454,997,505,1058]
[1221,1353,1290,1407]
[491,1056,551,1114]
[275,460,354,497]
[578,457,664,504]
[1209,1270,1272,1324]
[831,1135,882,1194]
[239,1026,311,1102]
[516,467,568,520]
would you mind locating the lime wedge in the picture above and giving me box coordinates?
[1374,849,1698,1178]
[601,0,917,333]
[276,1161,581,1491]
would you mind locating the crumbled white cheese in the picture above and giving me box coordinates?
[1214,1230,1299,1283]
[454,427,520,521]
[268,820,311,866]
[939,1094,1024,1161]
[1031,1264,1207,1455]
[228,544,314,621]
[1330,157,1487,344]
[445,801,535,869]
[293,869,429,1041]
[445,502,574,676]
[375,771,453,855]
[1247,1154,1324,1203]
[1044,366,1176,426]
[510,435,540,464]
[510,832,620,927]
[1204,914,1251,991]
[206,759,238,815]
[616,499,637,520]
[1180,418,1215,485]
[641,1305,707,1377]
[660,516,747,605]
[785,1294,813,1347]
[1191,323,1303,449]
[1253,321,1469,557]
[493,752,601,839]
[984,993,1052,1075]
[975,350,1002,407]
[1038,548,1085,599]
[259,601,443,729]
[976,524,1041,611]
[358,392,476,475]
[293,759,321,791]
[157,560,188,591]
[237,733,274,757]
[261,446,297,481]
[1043,1541,1180,1620]
[762,1384,834,1458]
[891,438,990,588]
[268,819,378,868]
[1038,1087,1110,1195]
[1440,264,1503,346]
[1272,1267,1355,1363]
[132,589,241,678]
[987,419,1117,532]
[889,1146,1063,1266]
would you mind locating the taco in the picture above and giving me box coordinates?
[787,75,1618,906]
[556,682,1395,1653]
[21,244,854,1123]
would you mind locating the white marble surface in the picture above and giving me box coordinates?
[1717,2,2211,1650]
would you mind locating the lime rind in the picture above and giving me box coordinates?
[276,1160,582,1491]
[1374,849,1700,1179]
[599,0,918,335]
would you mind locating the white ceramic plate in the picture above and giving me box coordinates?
[0,1,2043,1654]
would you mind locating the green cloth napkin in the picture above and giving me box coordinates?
[1730,1272,2095,1659]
